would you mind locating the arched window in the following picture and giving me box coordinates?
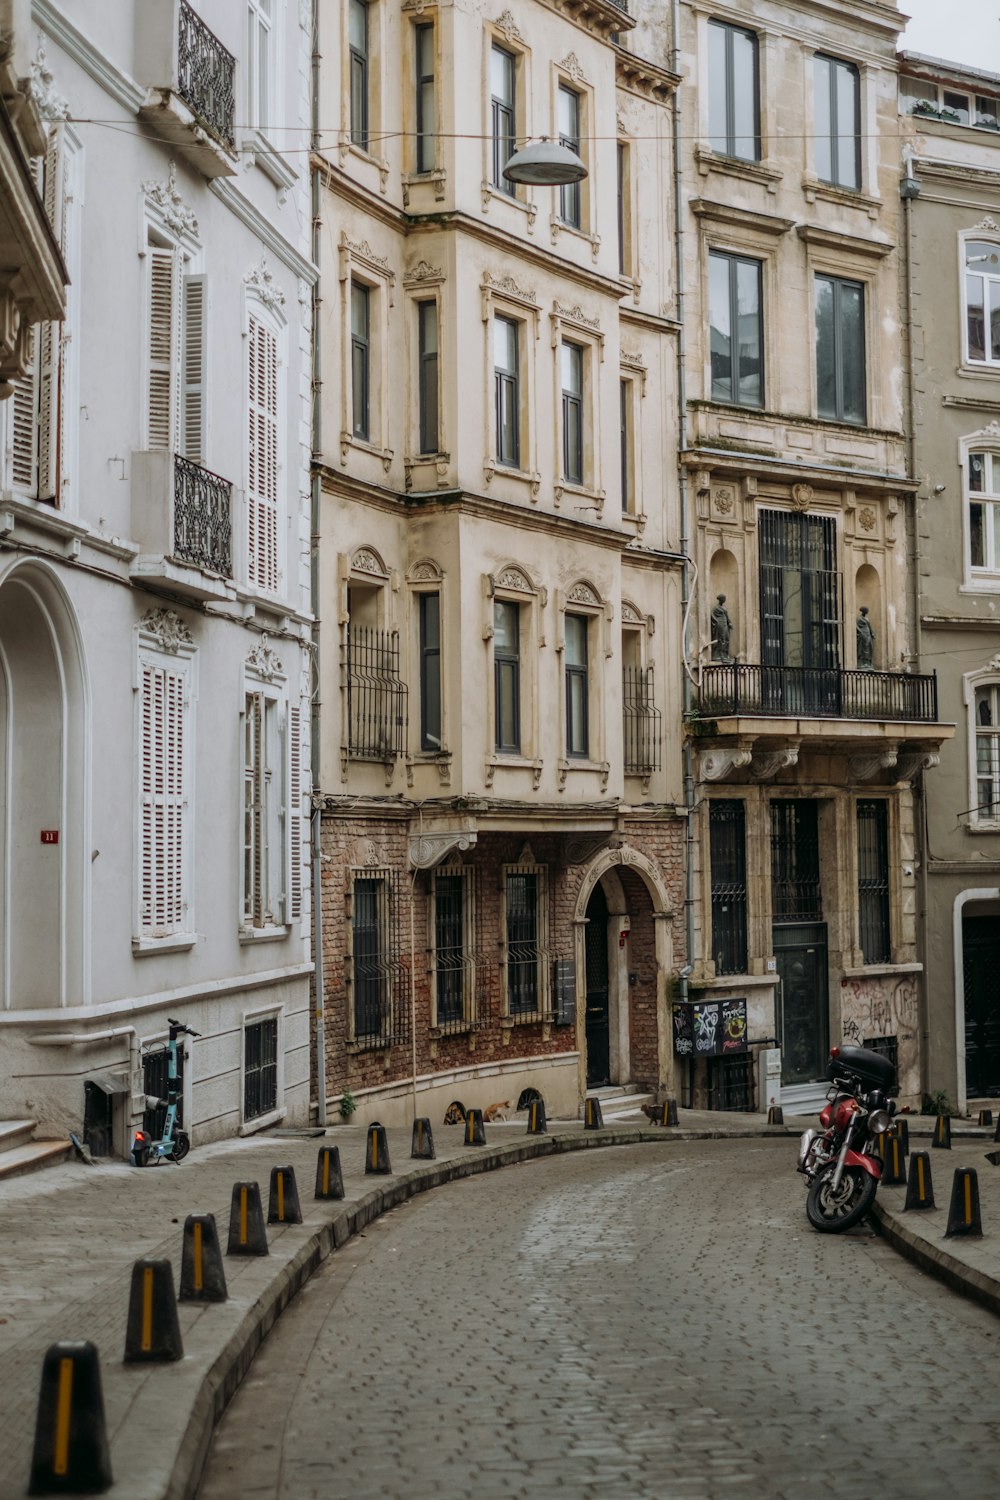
[965,442,1000,581]
[963,238,1000,367]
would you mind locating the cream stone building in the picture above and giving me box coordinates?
[676,0,952,1112]
[314,0,686,1125]
[898,51,1000,1113]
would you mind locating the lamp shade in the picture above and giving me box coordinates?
[502,138,588,186]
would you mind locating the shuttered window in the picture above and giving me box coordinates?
[140,660,189,938]
[147,246,205,460]
[182,275,206,464]
[288,704,303,920]
[244,691,302,930]
[247,313,280,592]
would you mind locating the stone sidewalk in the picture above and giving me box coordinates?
[1,1107,998,1499]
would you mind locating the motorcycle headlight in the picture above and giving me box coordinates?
[868,1109,891,1135]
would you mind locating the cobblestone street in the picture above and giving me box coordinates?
[198,1138,1000,1500]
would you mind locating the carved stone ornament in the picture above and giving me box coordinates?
[403,260,444,285]
[409,830,477,869]
[620,350,645,372]
[750,745,800,780]
[495,566,532,593]
[849,748,898,782]
[142,162,199,240]
[621,601,640,625]
[699,747,753,782]
[976,216,1000,233]
[409,561,440,582]
[989,653,1000,673]
[140,608,193,654]
[483,270,538,306]
[30,39,70,123]
[895,751,940,781]
[859,506,877,533]
[713,485,735,515]
[342,235,391,273]
[566,834,618,865]
[559,53,588,84]
[352,548,386,577]
[791,483,813,511]
[244,257,286,311]
[981,420,1000,439]
[568,582,599,606]
[554,301,601,332]
[246,632,284,681]
[494,9,525,44]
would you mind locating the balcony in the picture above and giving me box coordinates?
[130,450,236,602]
[134,0,237,179]
[700,663,939,723]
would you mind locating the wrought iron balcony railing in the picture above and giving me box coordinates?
[699,663,939,723]
[178,0,235,150]
[173,454,232,575]
[345,626,408,760]
[623,665,662,774]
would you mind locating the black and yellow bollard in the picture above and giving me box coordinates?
[994,1115,1000,1144]
[123,1259,183,1363]
[767,1105,784,1125]
[584,1096,604,1130]
[945,1167,983,1238]
[179,1213,227,1302]
[464,1108,487,1145]
[979,1109,994,1128]
[411,1117,435,1159]
[227,1181,269,1255]
[365,1121,391,1174]
[932,1114,952,1149]
[663,1099,679,1127]
[29,1341,112,1495]
[526,1098,547,1135]
[881,1131,907,1186]
[315,1145,345,1200]
[268,1165,303,1225]
[892,1118,910,1156]
[903,1150,935,1211]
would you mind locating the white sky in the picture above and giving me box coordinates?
[900,0,998,70]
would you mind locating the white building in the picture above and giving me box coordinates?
[0,0,316,1153]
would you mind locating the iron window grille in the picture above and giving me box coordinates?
[770,800,822,922]
[815,273,866,426]
[491,44,516,192]
[244,1016,278,1120]
[623,664,661,774]
[178,0,236,149]
[857,799,890,965]
[345,625,408,761]
[558,84,582,227]
[351,281,370,441]
[707,1053,754,1112]
[494,599,521,753]
[504,866,548,1021]
[708,19,760,162]
[709,800,748,976]
[351,871,409,1048]
[143,1042,185,1139]
[415,22,435,173]
[709,250,763,408]
[349,0,370,151]
[173,454,232,575]
[431,866,488,1034]
[814,54,860,191]
[418,592,442,751]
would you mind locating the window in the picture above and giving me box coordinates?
[137,638,194,944]
[857,800,890,964]
[561,341,584,484]
[494,599,521,752]
[494,314,520,468]
[617,142,630,276]
[770,801,822,920]
[351,871,405,1045]
[415,22,435,173]
[243,689,300,929]
[709,250,763,407]
[814,55,860,191]
[815,274,865,425]
[349,0,369,150]
[345,607,407,760]
[975,682,1000,824]
[419,591,441,750]
[902,76,1000,131]
[433,866,477,1030]
[759,509,840,690]
[620,379,631,512]
[504,865,547,1018]
[558,84,581,227]
[968,451,1000,574]
[565,613,589,757]
[351,281,370,440]
[244,1015,278,1120]
[491,44,516,193]
[708,19,759,162]
[417,299,438,455]
[247,0,273,131]
[146,243,206,462]
[709,801,747,975]
[247,312,279,592]
[964,240,1000,366]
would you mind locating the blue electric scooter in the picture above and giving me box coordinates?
[130,1017,200,1166]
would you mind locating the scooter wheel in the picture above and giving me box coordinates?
[172,1131,190,1163]
[806,1166,877,1232]
[131,1147,150,1169]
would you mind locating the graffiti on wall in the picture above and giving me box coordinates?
[840,975,918,1039]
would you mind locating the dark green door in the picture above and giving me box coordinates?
[774,922,828,1084]
[585,884,610,1087]
[964,916,1000,1097]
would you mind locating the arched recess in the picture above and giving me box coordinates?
[708,549,739,658]
[0,561,89,1008]
[854,563,882,669]
[574,846,674,1099]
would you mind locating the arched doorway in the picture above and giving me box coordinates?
[964,904,1000,1098]
[584,882,611,1087]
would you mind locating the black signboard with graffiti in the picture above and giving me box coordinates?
[673,998,747,1057]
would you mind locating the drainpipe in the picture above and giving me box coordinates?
[672,0,696,1009]
[310,0,327,1126]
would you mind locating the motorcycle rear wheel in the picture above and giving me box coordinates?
[806,1166,877,1232]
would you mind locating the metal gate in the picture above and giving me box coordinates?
[585,883,610,1087]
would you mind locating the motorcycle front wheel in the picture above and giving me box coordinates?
[806,1166,878,1233]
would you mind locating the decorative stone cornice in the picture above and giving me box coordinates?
[403,259,445,286]
[700,747,752,782]
[553,300,601,332]
[482,270,538,308]
[142,161,199,241]
[409,829,477,869]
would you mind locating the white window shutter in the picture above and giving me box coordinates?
[182,274,206,465]
[37,128,65,502]
[10,326,38,492]
[244,691,266,927]
[287,704,303,921]
[141,661,187,937]
[247,314,279,592]
[148,247,180,449]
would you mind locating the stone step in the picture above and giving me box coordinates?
[0,1139,73,1181]
[0,1119,36,1155]
[586,1089,657,1121]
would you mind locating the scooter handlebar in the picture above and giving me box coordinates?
[167,1017,201,1037]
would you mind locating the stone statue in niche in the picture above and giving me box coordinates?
[711,594,733,662]
[856,606,874,669]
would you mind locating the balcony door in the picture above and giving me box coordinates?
[759,510,840,713]
[585,882,611,1087]
[964,914,1000,1098]
[771,800,828,1084]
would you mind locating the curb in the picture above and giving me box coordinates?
[167,1124,796,1499]
[871,1199,1000,1319]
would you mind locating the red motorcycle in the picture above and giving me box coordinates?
[796,1045,896,1233]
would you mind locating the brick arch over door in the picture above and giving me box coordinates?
[574,848,674,1099]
